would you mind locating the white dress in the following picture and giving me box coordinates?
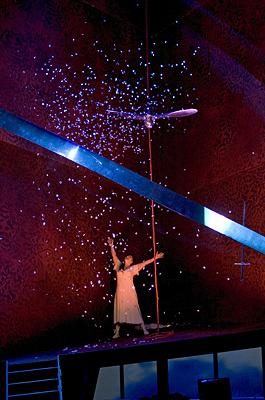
[114,263,145,325]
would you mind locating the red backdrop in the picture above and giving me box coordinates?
[1,0,265,352]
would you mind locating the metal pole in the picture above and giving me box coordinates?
[213,352,219,379]
[120,364,125,399]
[145,0,160,334]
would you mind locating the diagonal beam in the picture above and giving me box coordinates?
[1,108,265,255]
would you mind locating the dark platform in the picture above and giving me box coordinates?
[60,323,265,364]
[6,323,265,400]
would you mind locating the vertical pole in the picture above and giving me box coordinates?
[240,200,246,281]
[120,364,125,399]
[261,347,265,398]
[157,359,169,399]
[148,125,159,332]
[213,352,219,379]
[6,360,8,400]
[57,356,63,400]
[145,0,160,334]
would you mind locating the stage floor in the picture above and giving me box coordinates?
[5,323,265,400]
[8,322,265,366]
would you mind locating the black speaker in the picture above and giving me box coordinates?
[198,377,232,400]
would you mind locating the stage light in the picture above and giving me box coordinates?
[204,209,232,235]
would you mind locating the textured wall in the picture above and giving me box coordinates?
[0,0,265,352]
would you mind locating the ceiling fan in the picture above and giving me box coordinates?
[107,108,198,128]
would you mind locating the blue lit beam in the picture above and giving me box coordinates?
[1,108,265,255]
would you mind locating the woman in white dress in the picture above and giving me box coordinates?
[107,237,164,339]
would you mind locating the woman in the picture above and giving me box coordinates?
[107,237,164,339]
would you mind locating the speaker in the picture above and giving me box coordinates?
[198,377,232,400]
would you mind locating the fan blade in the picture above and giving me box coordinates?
[163,108,198,118]
[107,109,145,120]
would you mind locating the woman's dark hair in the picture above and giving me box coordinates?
[119,262,125,271]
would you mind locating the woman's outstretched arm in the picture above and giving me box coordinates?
[133,252,164,274]
[107,237,121,270]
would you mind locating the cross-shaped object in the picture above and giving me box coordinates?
[234,200,251,281]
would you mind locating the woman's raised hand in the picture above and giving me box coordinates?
[107,237,114,247]
[156,251,164,259]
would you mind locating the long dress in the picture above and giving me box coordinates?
[113,263,145,325]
